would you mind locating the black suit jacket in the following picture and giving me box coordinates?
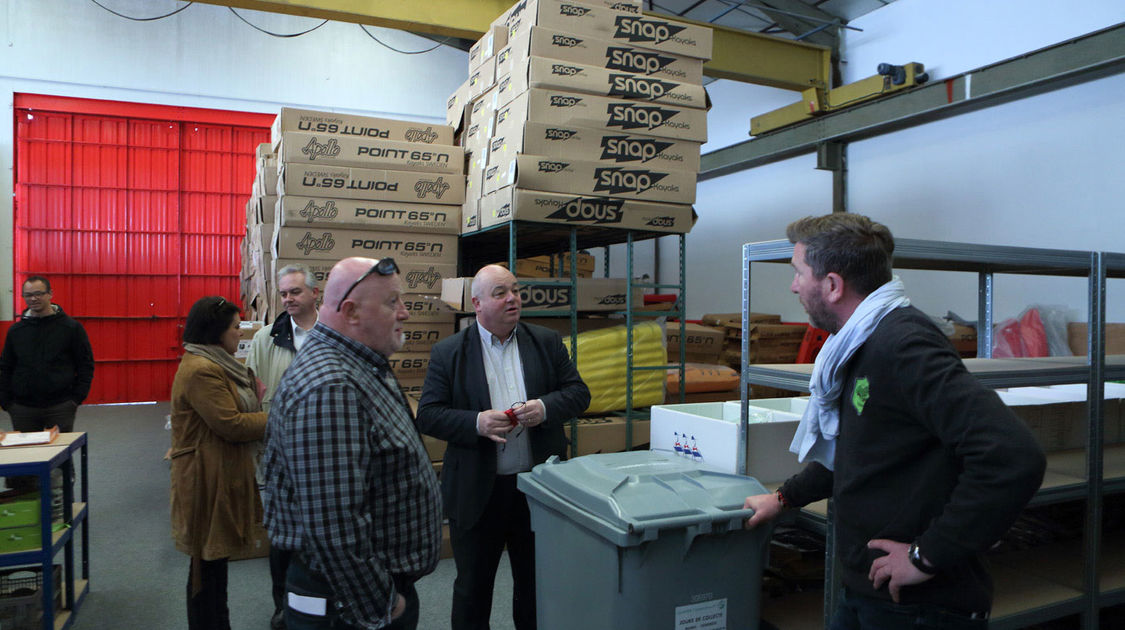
[416,321,590,528]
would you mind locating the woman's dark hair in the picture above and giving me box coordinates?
[183,296,240,345]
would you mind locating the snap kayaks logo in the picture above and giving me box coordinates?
[593,167,669,195]
[599,136,674,163]
[614,16,690,46]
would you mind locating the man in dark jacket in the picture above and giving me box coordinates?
[743,214,1046,629]
[0,275,95,432]
[416,264,590,630]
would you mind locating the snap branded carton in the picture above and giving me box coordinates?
[494,0,642,30]
[496,88,707,142]
[469,56,497,99]
[278,163,466,206]
[401,294,457,323]
[498,26,704,85]
[488,121,701,171]
[275,195,460,234]
[272,107,453,146]
[272,259,456,295]
[484,187,696,233]
[469,25,509,72]
[387,352,433,381]
[399,322,455,354]
[442,276,642,312]
[505,0,619,40]
[272,227,458,265]
[605,12,713,60]
[498,56,709,110]
[498,154,696,204]
[446,79,472,130]
[276,132,464,175]
[461,196,481,234]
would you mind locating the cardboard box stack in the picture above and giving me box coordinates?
[239,107,466,398]
[448,0,710,236]
[242,143,279,321]
[498,251,596,278]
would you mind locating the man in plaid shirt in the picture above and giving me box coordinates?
[261,256,441,630]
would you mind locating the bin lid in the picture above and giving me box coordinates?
[519,451,767,540]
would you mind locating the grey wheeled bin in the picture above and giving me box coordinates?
[517,450,771,630]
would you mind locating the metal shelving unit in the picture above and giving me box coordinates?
[741,238,1125,629]
[0,433,90,630]
[459,220,688,456]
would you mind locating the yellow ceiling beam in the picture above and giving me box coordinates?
[194,0,831,91]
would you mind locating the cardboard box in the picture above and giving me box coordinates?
[257,155,279,195]
[388,351,433,381]
[507,0,619,40]
[469,56,497,99]
[497,88,708,142]
[499,154,695,203]
[667,323,725,363]
[499,25,704,85]
[495,0,642,30]
[442,276,642,312]
[278,163,465,206]
[469,87,499,132]
[398,377,425,402]
[276,132,464,175]
[421,434,447,462]
[401,293,456,323]
[701,312,782,328]
[446,79,472,131]
[489,121,701,172]
[469,25,509,71]
[498,56,709,111]
[400,322,454,354]
[562,416,652,455]
[272,107,454,146]
[275,195,460,234]
[253,195,278,224]
[606,12,713,60]
[273,259,456,295]
[234,321,265,362]
[273,227,458,265]
[1066,322,1125,356]
[485,187,696,233]
[498,252,597,278]
[650,400,806,483]
[461,196,481,234]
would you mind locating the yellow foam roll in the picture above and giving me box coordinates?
[563,321,666,415]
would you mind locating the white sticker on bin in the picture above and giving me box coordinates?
[675,598,727,629]
[288,592,327,616]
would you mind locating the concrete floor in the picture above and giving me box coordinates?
[4,401,517,630]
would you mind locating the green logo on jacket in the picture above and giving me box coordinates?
[852,376,870,414]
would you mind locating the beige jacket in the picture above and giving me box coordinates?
[169,353,267,560]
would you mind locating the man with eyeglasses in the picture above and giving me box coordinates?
[246,263,321,630]
[260,257,441,630]
[416,264,590,630]
[0,275,94,433]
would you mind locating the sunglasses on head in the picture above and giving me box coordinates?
[336,258,399,312]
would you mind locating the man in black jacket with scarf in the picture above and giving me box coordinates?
[744,214,1046,629]
[0,275,94,432]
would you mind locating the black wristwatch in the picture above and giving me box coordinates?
[908,541,938,575]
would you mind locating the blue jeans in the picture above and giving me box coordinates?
[829,589,988,630]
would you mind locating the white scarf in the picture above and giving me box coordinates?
[789,278,910,470]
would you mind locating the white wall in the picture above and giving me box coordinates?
[0,0,469,316]
[679,0,1125,329]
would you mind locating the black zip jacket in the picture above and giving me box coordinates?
[0,304,95,408]
[781,306,1046,615]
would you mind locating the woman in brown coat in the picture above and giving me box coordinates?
[170,296,267,630]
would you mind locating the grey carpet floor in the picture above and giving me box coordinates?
[4,402,515,630]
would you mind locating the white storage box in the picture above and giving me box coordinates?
[650,400,807,483]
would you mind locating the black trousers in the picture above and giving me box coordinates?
[187,557,229,630]
[285,553,419,630]
[271,546,293,612]
[449,474,536,630]
[7,400,77,432]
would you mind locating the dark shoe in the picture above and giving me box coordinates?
[270,609,285,630]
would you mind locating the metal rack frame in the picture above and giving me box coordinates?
[741,238,1125,629]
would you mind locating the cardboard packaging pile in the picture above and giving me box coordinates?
[447,0,710,235]
[239,107,468,396]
